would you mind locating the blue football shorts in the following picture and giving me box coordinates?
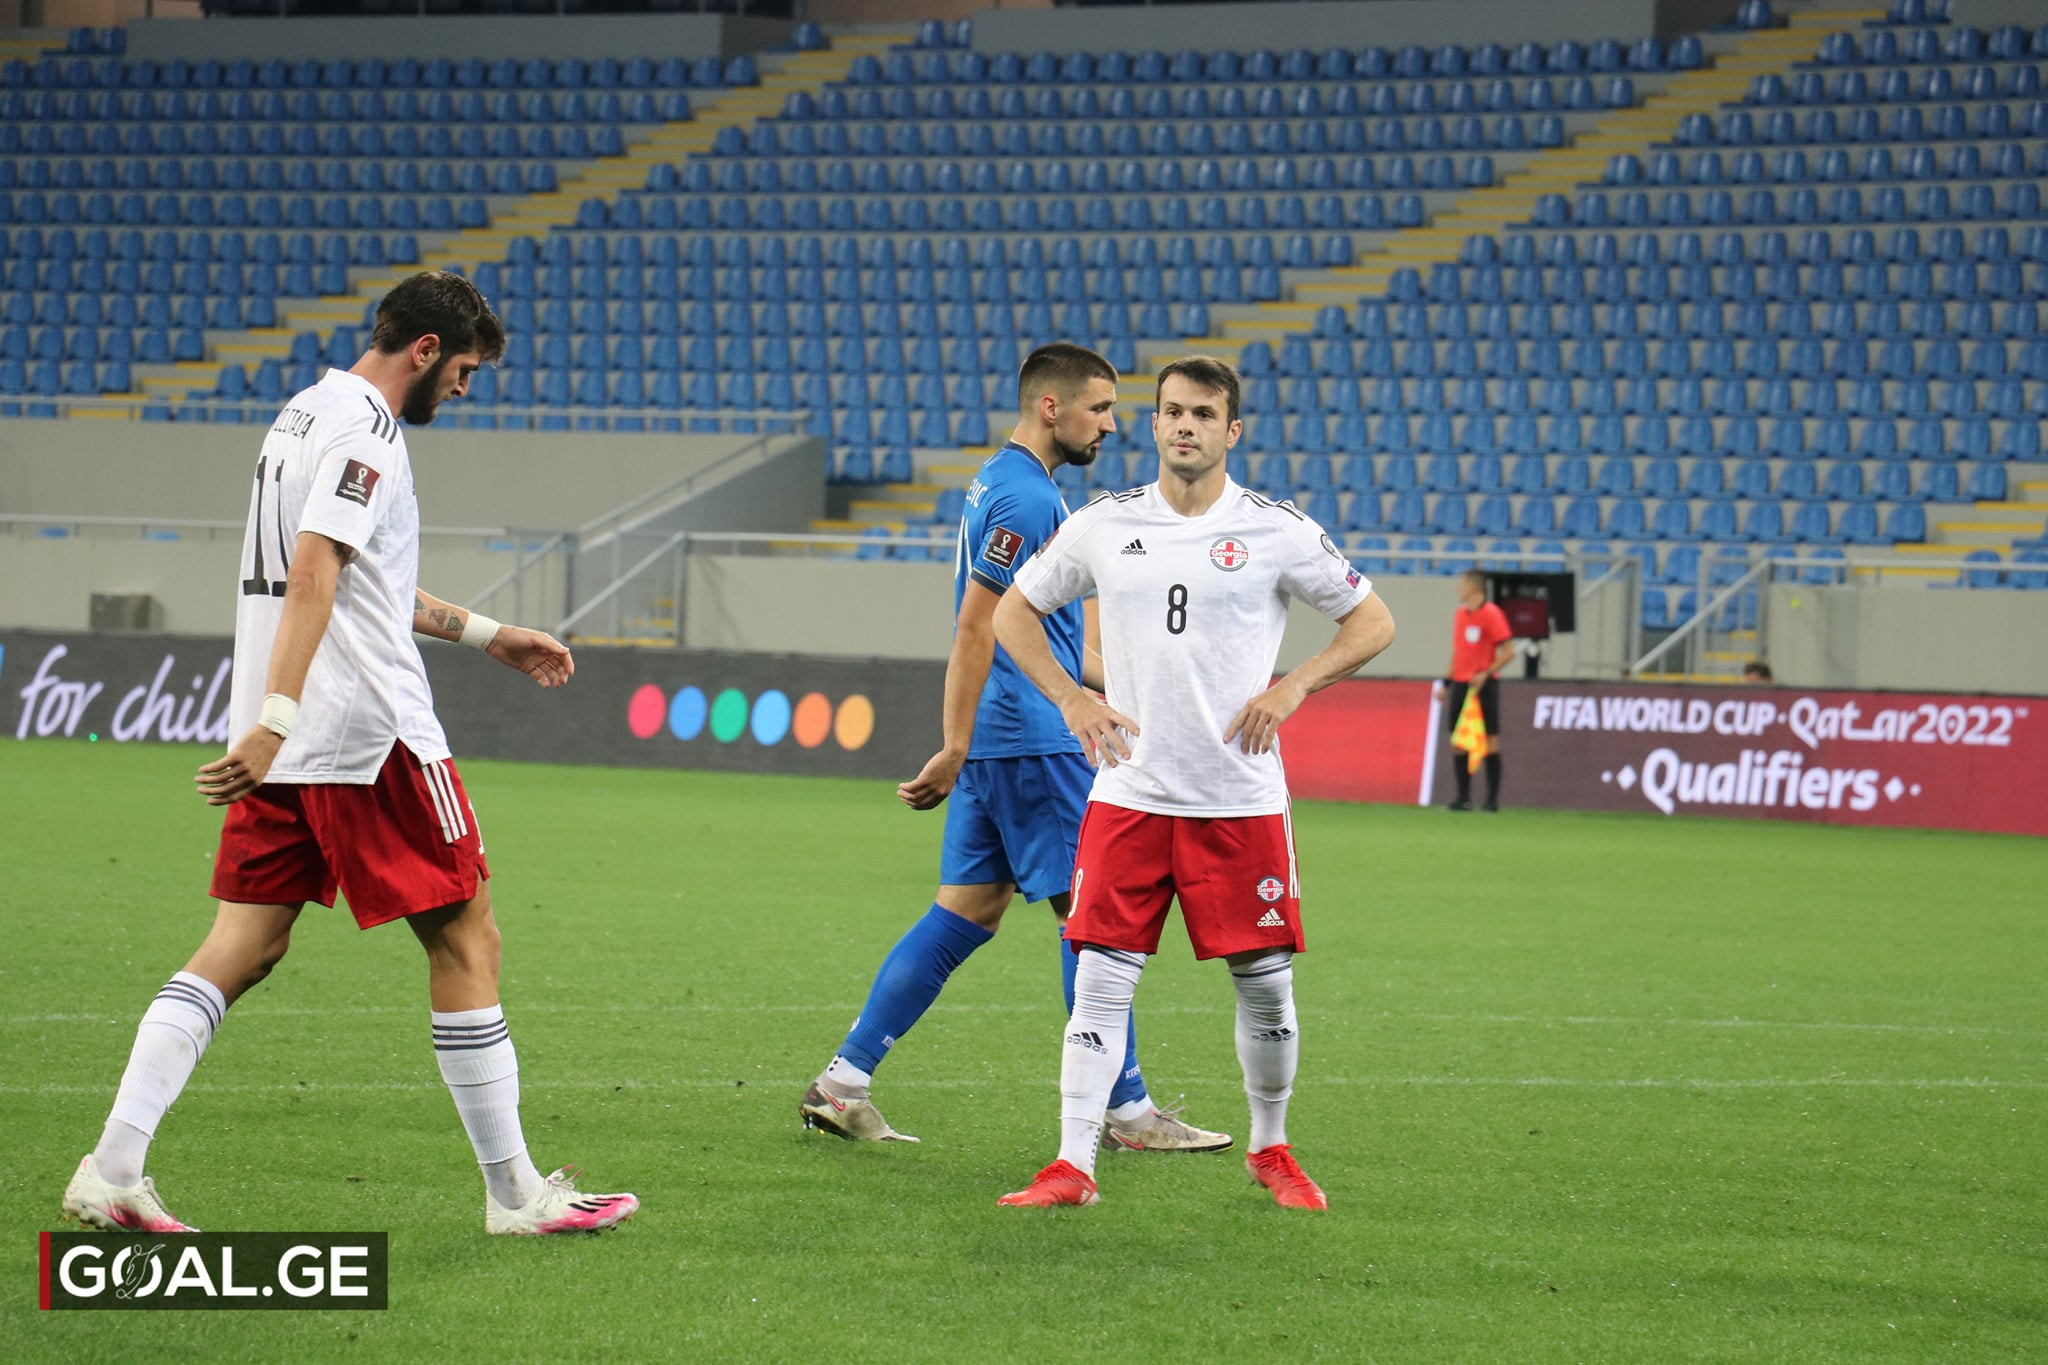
[937,752,1093,902]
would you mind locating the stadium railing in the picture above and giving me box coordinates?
[460,418,814,631]
[0,392,811,434]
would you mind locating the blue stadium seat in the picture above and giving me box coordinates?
[1506,452,1547,496]
[1921,463,1964,504]
[1651,499,1695,541]
[1791,503,1839,545]
[1961,550,2003,590]
[1388,489,1428,534]
[1606,497,1648,541]
[1560,495,1602,538]
[1342,492,1384,533]
[1882,503,1926,542]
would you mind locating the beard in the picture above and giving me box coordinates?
[1162,441,1223,477]
[399,353,451,426]
[1053,430,1101,467]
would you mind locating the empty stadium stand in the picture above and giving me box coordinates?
[1,1,2043,671]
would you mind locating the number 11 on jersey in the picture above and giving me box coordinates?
[241,455,290,598]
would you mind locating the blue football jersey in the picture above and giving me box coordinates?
[955,442,1085,759]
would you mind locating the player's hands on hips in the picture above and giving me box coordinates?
[1062,693,1139,768]
[195,726,284,806]
[1225,678,1309,755]
[487,626,575,688]
[898,748,965,809]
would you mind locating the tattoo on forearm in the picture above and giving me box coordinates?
[414,596,466,637]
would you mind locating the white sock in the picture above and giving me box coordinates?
[1058,948,1146,1178]
[95,972,227,1187]
[1107,1097,1153,1124]
[823,1055,872,1093]
[432,1006,543,1210]
[1231,951,1299,1153]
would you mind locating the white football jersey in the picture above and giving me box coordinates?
[228,368,449,784]
[1012,477,1373,817]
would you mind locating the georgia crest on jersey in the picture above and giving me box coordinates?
[954,442,1085,758]
[229,369,449,784]
[1011,477,1372,817]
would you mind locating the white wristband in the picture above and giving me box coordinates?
[459,611,501,651]
[258,693,298,739]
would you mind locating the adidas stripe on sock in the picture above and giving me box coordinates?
[1059,948,1147,1178]
[432,1005,543,1210]
[97,971,229,1187]
[1231,951,1299,1153]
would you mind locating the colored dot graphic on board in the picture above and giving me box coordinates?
[629,684,871,751]
[791,692,833,748]
[710,688,749,743]
[627,684,665,740]
[751,689,791,746]
[669,685,707,741]
[835,694,874,751]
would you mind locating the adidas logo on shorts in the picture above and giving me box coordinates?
[1120,538,1146,555]
[1255,908,1286,928]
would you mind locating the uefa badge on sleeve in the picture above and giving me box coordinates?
[39,1232,389,1311]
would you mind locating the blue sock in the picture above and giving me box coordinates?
[839,905,994,1075]
[1062,923,1149,1110]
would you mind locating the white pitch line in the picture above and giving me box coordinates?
[0,1002,1229,1025]
[3,1004,2035,1036]
[1395,1011,2035,1038]
[2,1075,2041,1097]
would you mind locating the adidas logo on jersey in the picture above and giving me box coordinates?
[1255,908,1286,928]
[1066,1030,1108,1054]
[1120,539,1146,555]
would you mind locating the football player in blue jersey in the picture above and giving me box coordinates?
[801,343,1230,1153]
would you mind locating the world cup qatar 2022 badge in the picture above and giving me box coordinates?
[334,460,381,508]
[1209,537,1250,571]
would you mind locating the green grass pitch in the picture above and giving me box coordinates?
[1,739,2042,1361]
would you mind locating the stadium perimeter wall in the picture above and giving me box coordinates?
[969,0,1743,56]
[0,419,824,634]
[7,627,2041,837]
[1767,583,2048,695]
[1954,0,2043,27]
[680,554,1490,679]
[681,557,2048,696]
[9,515,2048,691]
[120,13,793,62]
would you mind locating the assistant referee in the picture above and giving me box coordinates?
[1440,569,1515,812]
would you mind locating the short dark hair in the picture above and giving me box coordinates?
[1154,355,1241,424]
[1743,660,1774,681]
[371,271,505,363]
[1017,342,1118,408]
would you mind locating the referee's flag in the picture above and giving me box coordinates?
[1451,688,1490,773]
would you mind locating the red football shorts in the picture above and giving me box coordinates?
[1065,801,1304,961]
[211,742,489,929]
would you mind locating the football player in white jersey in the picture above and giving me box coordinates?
[62,273,637,1237]
[992,356,1396,1210]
